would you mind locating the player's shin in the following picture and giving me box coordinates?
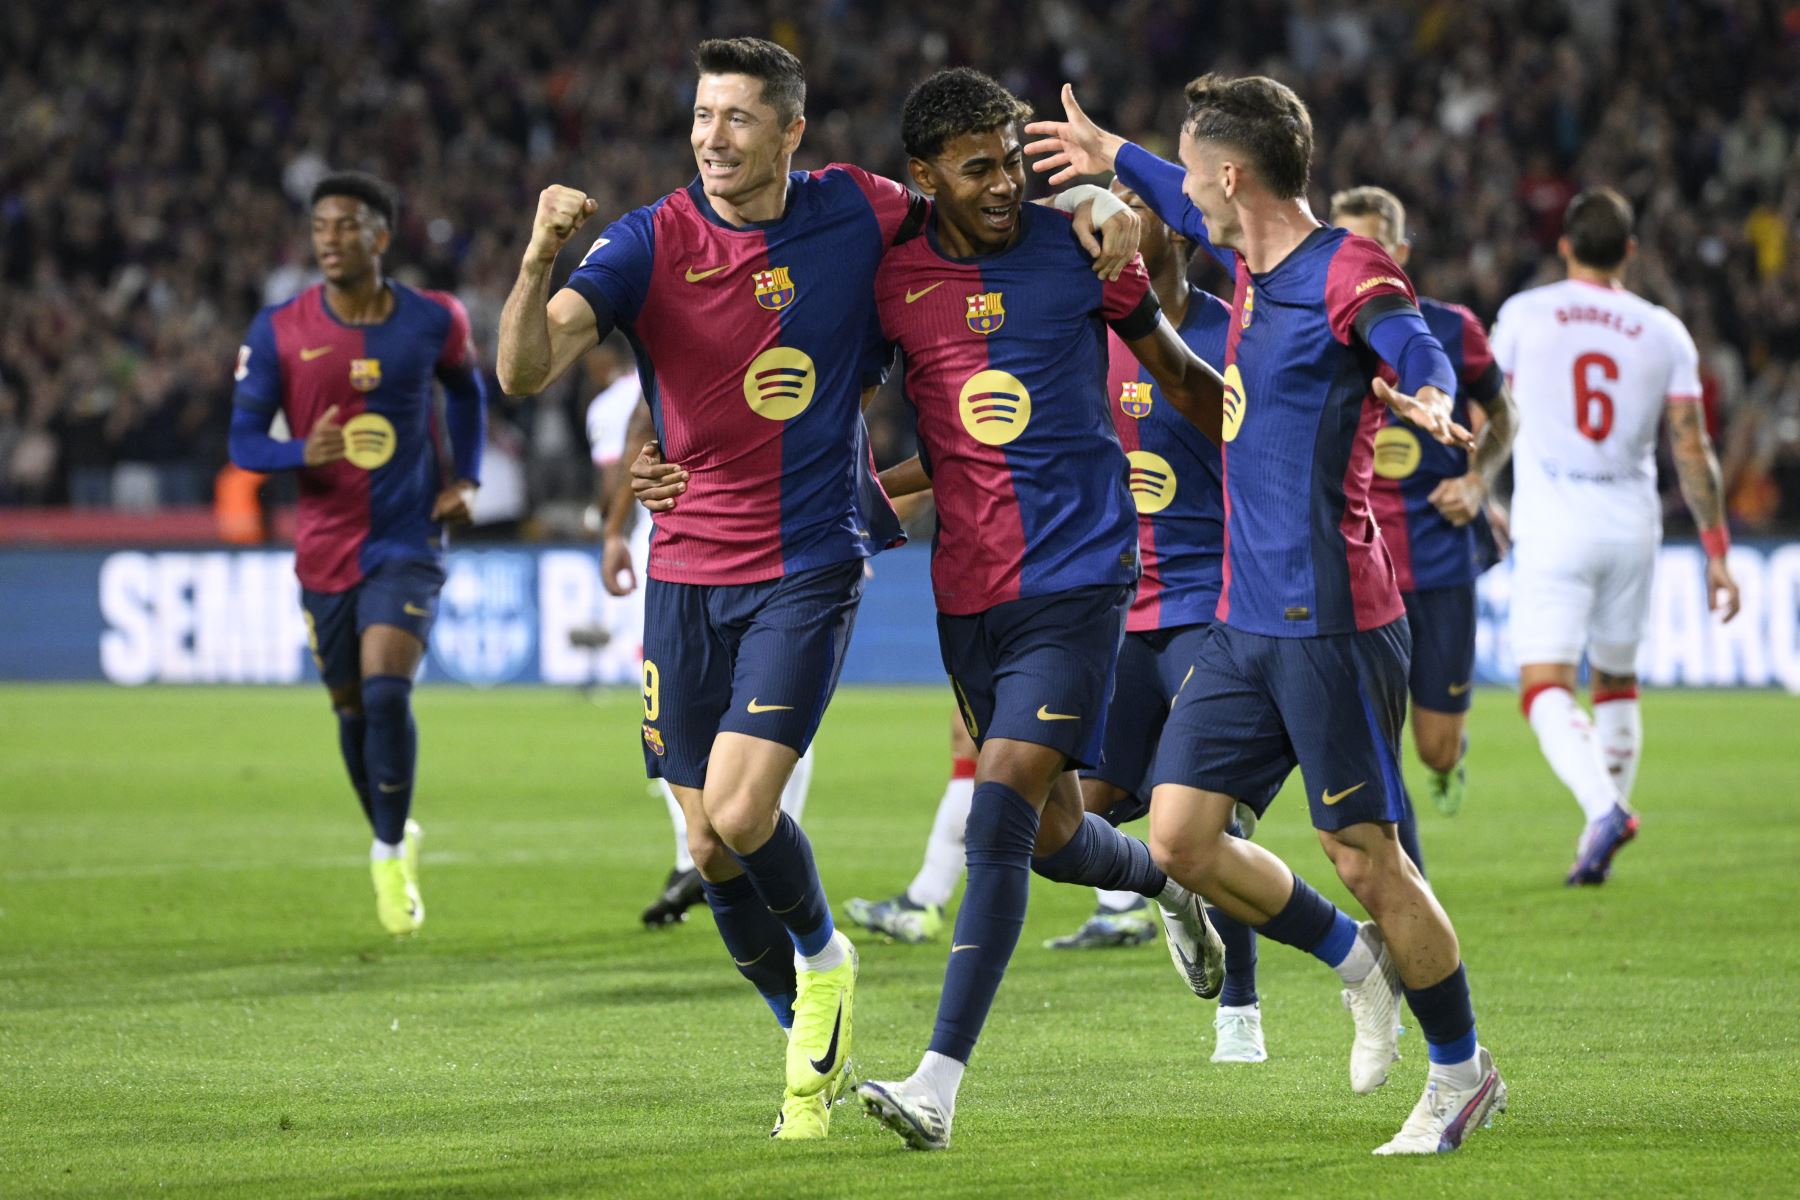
[908,760,976,908]
[1031,811,1174,902]
[335,708,374,828]
[921,781,1041,1102]
[360,675,416,847]
[731,813,837,962]
[1592,686,1642,804]
[1403,964,1482,1087]
[1523,683,1620,823]
[700,872,799,1028]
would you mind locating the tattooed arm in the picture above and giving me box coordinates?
[1666,401,1740,622]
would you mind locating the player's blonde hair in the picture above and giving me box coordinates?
[1329,186,1407,249]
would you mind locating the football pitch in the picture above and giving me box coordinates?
[3,685,1797,1198]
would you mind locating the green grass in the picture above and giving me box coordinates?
[2,685,1797,1198]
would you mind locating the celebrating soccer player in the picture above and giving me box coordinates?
[1027,77,1507,1155]
[1492,187,1738,884]
[844,68,1230,1151]
[228,171,487,937]
[499,40,1141,1142]
[1330,186,1518,823]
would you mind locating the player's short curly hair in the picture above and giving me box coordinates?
[901,68,1033,162]
[1182,74,1314,201]
[695,37,805,126]
[311,171,398,228]
[1330,185,1407,247]
[1563,186,1634,269]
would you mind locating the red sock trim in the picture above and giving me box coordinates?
[951,756,977,780]
[1520,682,1569,718]
[1592,686,1639,705]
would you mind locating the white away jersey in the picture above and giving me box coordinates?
[1491,279,1700,544]
[586,373,645,467]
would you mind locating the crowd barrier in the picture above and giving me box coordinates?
[1,542,1796,691]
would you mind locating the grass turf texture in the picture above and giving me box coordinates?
[2,685,1796,1198]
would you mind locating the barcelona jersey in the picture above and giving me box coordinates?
[233,282,476,593]
[1366,296,1504,592]
[1105,291,1232,632]
[874,204,1161,616]
[566,166,914,586]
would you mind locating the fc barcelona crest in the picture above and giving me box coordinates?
[349,357,382,392]
[966,291,1006,335]
[753,266,796,311]
[1240,284,1255,330]
[1119,380,1153,419]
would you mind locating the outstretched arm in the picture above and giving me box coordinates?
[1667,401,1740,622]
[1123,317,1225,444]
[1428,381,1516,526]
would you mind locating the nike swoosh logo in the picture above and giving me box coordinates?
[684,265,728,282]
[402,603,429,617]
[1448,681,1473,696]
[378,782,407,794]
[808,997,843,1074]
[1322,781,1367,806]
[300,346,333,361]
[733,948,769,967]
[951,943,979,953]
[1036,706,1079,721]
[747,699,794,713]
[904,282,945,304]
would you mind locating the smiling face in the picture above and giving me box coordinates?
[910,126,1025,255]
[310,194,388,287]
[690,73,803,217]
[1177,127,1242,252]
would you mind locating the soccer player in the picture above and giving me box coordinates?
[591,392,817,928]
[1330,186,1518,819]
[228,171,487,936]
[844,68,1231,1151]
[1027,77,1508,1155]
[497,39,1136,1141]
[1491,186,1739,885]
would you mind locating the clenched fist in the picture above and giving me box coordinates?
[528,185,600,264]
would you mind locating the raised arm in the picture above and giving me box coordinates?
[497,186,602,396]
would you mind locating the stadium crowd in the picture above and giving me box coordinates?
[3,0,1798,531]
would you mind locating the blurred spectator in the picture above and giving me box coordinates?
[1,0,1797,529]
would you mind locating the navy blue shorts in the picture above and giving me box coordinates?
[1402,583,1477,714]
[640,559,863,788]
[301,558,445,688]
[1149,619,1412,832]
[1083,623,1284,826]
[937,584,1131,771]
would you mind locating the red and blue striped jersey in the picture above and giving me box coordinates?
[233,282,475,593]
[1105,291,1232,632]
[1367,297,1505,592]
[875,205,1161,615]
[566,166,913,586]
[1214,227,1416,637]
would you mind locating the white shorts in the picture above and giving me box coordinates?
[1508,536,1656,674]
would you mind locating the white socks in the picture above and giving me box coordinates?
[1593,693,1642,805]
[781,746,814,824]
[907,776,974,908]
[913,1050,966,1114]
[1526,686,1621,824]
[1101,887,1146,912]
[1335,924,1378,986]
[797,929,847,974]
[370,839,402,861]
[660,782,695,873]
[1429,1048,1485,1092]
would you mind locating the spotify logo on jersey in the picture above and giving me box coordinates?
[342,413,397,469]
[742,347,817,420]
[1127,451,1177,513]
[958,369,1032,446]
[1373,426,1423,479]
[1221,364,1247,442]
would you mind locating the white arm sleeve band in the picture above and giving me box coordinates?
[1050,183,1127,225]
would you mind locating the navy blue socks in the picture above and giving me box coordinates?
[928,781,1041,1062]
[1406,963,1478,1065]
[360,675,415,846]
[1212,905,1260,1006]
[701,873,798,1028]
[1032,811,1168,897]
[732,812,835,958]
[1255,875,1359,969]
[335,709,373,828]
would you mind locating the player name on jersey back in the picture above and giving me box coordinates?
[1493,279,1700,545]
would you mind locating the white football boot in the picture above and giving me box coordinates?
[1342,921,1403,1093]
[1211,1005,1268,1064]
[1373,1046,1507,1155]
